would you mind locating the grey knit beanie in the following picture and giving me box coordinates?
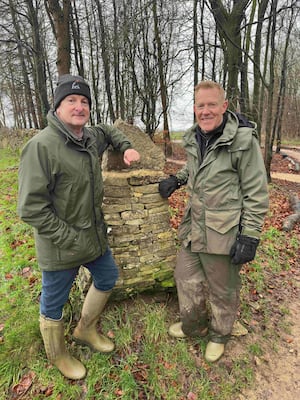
[54,74,91,110]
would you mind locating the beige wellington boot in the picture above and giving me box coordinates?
[168,321,208,338]
[73,284,114,353]
[39,315,86,380]
[168,322,187,338]
[205,341,225,362]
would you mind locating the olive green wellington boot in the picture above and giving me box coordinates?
[168,322,208,338]
[39,315,86,380]
[205,341,225,363]
[73,284,114,353]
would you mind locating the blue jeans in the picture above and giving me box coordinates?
[40,247,119,319]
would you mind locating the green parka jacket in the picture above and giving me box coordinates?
[176,111,269,254]
[17,111,132,271]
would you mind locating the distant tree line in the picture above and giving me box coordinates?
[0,0,299,180]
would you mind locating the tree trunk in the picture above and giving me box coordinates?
[70,0,85,77]
[152,0,172,157]
[240,0,256,114]
[26,0,50,128]
[8,0,38,128]
[252,0,269,138]
[274,6,295,154]
[95,0,116,122]
[209,0,250,110]
[264,0,278,183]
[45,0,71,75]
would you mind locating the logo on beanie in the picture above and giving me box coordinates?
[71,81,81,90]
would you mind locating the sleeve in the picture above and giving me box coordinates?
[92,124,133,156]
[17,140,77,249]
[237,135,269,238]
[175,163,189,185]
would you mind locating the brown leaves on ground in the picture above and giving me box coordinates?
[11,372,36,398]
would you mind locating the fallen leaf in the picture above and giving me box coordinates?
[107,330,115,338]
[187,392,197,400]
[12,371,35,396]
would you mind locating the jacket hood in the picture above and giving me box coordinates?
[183,111,242,147]
[46,110,91,146]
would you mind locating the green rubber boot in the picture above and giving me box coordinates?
[168,321,208,338]
[39,315,86,380]
[168,322,187,338]
[73,284,114,353]
[205,341,225,362]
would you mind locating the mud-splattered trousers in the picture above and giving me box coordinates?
[174,245,242,343]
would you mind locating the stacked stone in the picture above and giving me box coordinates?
[102,120,177,298]
[103,169,176,297]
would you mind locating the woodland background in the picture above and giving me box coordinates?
[1,1,300,398]
[0,0,300,181]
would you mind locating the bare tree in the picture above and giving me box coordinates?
[26,0,50,128]
[44,0,71,75]
[152,0,172,155]
[274,4,298,153]
[0,0,299,143]
[8,0,38,128]
[252,0,269,138]
[240,0,256,114]
[70,0,85,77]
[264,0,277,182]
[208,0,251,110]
[95,0,116,122]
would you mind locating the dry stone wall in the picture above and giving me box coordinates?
[79,120,177,299]
[103,169,177,299]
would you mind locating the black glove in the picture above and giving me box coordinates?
[229,234,260,265]
[158,175,181,198]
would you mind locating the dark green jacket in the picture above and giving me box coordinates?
[17,111,132,271]
[176,111,269,254]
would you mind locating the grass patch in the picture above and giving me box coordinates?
[0,147,298,399]
[170,131,185,141]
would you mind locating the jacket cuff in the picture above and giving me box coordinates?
[240,227,261,239]
[120,144,132,153]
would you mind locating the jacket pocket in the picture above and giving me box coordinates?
[205,209,240,234]
[57,223,97,263]
[205,209,240,254]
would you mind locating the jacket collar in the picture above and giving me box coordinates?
[183,110,239,149]
[47,110,93,148]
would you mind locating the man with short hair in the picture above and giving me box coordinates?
[159,80,268,362]
[18,74,140,379]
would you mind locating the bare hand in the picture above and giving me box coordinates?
[123,149,140,166]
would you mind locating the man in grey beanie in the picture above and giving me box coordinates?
[18,74,140,379]
[53,74,92,110]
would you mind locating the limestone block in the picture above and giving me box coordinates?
[103,119,166,171]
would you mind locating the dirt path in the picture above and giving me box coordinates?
[280,146,300,163]
[271,172,300,183]
[240,149,300,399]
[238,298,300,400]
